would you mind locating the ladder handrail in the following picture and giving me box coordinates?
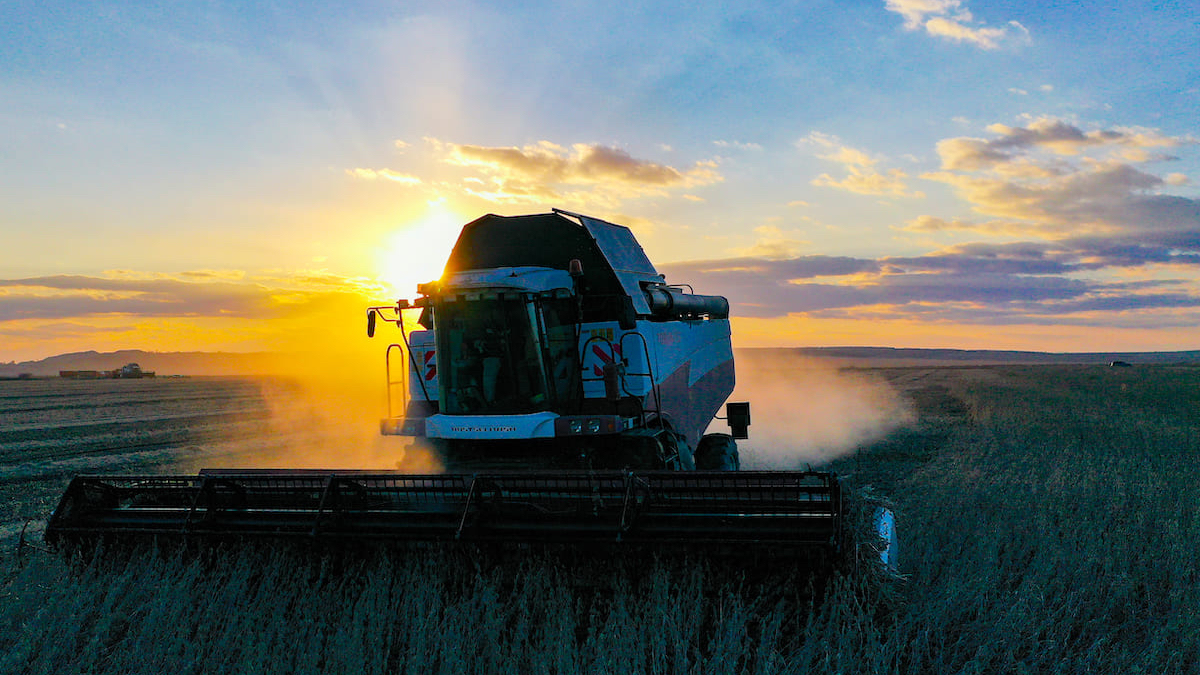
[384,343,409,420]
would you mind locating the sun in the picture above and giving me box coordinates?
[376,203,466,298]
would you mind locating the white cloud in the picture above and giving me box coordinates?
[884,0,1029,49]
[924,16,1009,49]
[885,0,962,29]
[713,140,764,151]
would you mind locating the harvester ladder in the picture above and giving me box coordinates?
[580,332,663,420]
[384,343,409,421]
[619,332,664,425]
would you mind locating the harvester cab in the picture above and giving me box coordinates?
[367,209,745,472]
[45,210,895,571]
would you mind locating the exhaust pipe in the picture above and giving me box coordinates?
[644,288,729,320]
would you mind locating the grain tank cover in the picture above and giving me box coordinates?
[442,210,662,315]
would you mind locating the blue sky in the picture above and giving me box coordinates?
[2,0,1198,360]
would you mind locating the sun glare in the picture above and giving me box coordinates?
[377,205,465,298]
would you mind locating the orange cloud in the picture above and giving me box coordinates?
[812,166,915,197]
[424,138,722,207]
[939,118,1192,170]
[921,119,1198,241]
[0,271,390,362]
[345,168,423,185]
[799,132,924,198]
[900,215,1033,235]
[731,313,1200,352]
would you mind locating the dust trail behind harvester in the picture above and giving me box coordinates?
[252,360,441,470]
[256,348,441,470]
[720,351,914,469]
[217,348,442,472]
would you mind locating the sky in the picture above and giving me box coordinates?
[2,0,1199,363]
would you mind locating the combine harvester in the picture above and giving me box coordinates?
[45,210,897,568]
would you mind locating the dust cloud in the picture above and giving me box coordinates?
[193,334,441,473]
[239,356,442,472]
[714,352,915,469]
[211,349,912,473]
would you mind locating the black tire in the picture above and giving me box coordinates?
[694,433,739,471]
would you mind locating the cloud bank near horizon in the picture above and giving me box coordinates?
[3,117,1197,358]
[0,272,382,322]
[668,118,1200,329]
[0,271,387,361]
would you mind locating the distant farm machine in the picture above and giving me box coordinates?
[46,210,897,567]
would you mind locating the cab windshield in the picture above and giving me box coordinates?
[437,296,572,415]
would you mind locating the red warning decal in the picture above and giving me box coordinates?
[423,349,437,381]
[590,343,622,377]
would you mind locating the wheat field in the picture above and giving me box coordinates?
[2,364,1198,674]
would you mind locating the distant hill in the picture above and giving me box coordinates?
[3,346,1198,379]
[0,350,276,378]
[742,346,1200,367]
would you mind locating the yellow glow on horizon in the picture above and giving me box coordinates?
[376,203,466,298]
[6,303,1197,365]
[730,315,1200,353]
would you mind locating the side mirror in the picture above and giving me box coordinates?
[726,401,750,439]
[367,310,377,338]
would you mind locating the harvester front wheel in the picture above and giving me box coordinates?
[694,433,739,471]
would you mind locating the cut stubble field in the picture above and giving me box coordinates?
[2,364,1199,673]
